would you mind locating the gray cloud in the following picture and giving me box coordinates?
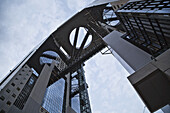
[0,0,78,79]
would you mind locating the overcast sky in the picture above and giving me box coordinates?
[0,0,163,113]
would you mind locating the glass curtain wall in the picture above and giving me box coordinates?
[42,78,65,113]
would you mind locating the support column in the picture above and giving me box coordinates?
[65,73,76,113]
[23,61,55,113]
[103,31,152,73]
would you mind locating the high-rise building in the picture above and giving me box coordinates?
[42,78,65,113]
[0,0,170,113]
[103,0,170,113]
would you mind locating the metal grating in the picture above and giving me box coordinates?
[121,0,170,10]
[77,67,91,113]
[116,0,170,57]
[70,66,91,113]
[103,4,118,26]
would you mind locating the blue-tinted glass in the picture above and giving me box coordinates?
[42,78,65,113]
[43,51,60,58]
[71,94,80,113]
[40,57,53,65]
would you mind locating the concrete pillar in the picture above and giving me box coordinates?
[103,31,152,73]
[23,61,55,113]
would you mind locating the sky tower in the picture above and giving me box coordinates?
[0,0,170,113]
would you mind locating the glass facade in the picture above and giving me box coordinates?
[42,78,65,113]
[40,52,90,113]
[71,94,80,113]
[40,51,67,113]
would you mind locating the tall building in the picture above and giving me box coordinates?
[0,0,170,113]
[42,78,65,113]
[103,0,170,113]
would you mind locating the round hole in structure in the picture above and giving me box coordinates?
[39,51,61,65]
[69,27,92,49]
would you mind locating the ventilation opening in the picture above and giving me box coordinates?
[17,87,20,91]
[15,78,18,80]
[69,27,92,49]
[20,82,23,84]
[0,96,5,101]
[14,75,37,110]
[6,89,10,93]
[60,46,70,58]
[12,93,16,98]
[6,101,11,106]
[11,83,15,87]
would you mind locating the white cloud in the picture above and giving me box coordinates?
[0,0,74,80]
[84,53,152,113]
[67,0,94,11]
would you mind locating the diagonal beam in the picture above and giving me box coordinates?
[104,17,118,22]
[73,27,79,47]
[105,7,113,10]
[79,32,90,50]
[104,7,113,14]
[72,27,79,58]
[75,32,90,58]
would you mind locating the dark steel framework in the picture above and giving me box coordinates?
[116,0,170,57]
[0,3,111,88]
[0,2,114,113]
[70,66,91,113]
[103,4,118,26]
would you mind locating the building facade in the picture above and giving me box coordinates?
[103,0,170,113]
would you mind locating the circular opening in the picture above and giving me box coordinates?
[39,51,60,65]
[69,27,92,49]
